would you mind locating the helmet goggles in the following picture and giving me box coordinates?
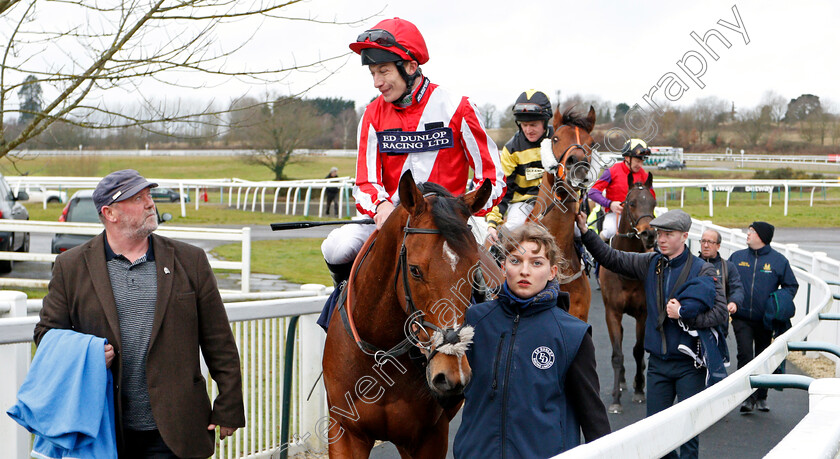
[513,102,546,115]
[356,29,418,62]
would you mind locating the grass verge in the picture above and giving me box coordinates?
[211,238,331,286]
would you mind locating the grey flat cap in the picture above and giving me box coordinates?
[93,169,158,213]
[649,209,692,232]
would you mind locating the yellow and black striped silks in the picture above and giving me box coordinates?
[486,125,554,228]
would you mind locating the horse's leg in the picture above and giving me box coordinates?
[604,307,625,414]
[632,316,647,403]
[326,420,374,459]
[402,417,450,459]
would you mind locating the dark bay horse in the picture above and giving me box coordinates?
[322,171,492,458]
[599,173,656,413]
[528,105,597,321]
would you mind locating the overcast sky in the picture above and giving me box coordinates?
[10,0,840,118]
[227,0,839,116]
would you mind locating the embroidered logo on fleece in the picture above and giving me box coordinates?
[532,346,555,370]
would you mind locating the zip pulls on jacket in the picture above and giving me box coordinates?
[500,314,520,459]
[748,249,759,317]
[490,332,506,399]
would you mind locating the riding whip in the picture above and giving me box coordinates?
[270,219,375,231]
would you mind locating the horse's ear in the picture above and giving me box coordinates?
[626,169,635,190]
[398,171,425,215]
[552,106,563,130]
[463,179,493,215]
[585,106,596,133]
[645,172,654,189]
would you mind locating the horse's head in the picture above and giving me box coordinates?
[540,105,597,198]
[388,171,493,396]
[623,172,657,250]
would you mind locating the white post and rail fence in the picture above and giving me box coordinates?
[0,219,838,458]
[0,220,252,293]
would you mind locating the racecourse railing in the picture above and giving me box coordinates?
[0,220,252,292]
[557,218,840,459]
[6,175,356,219]
[684,152,840,167]
[9,173,839,221]
[650,179,840,217]
[0,285,331,459]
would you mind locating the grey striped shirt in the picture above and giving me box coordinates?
[106,237,158,431]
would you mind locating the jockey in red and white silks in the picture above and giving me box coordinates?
[587,138,656,240]
[321,18,504,273]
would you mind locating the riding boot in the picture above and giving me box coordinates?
[326,261,353,289]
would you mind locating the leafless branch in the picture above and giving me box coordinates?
[0,0,375,156]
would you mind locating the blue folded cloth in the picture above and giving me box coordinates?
[674,276,729,386]
[7,329,116,459]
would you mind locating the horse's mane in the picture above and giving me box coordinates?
[416,182,473,254]
[560,106,595,132]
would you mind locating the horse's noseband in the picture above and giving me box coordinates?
[551,125,593,191]
[397,214,472,363]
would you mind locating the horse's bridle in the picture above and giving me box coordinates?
[533,125,593,223]
[396,214,472,362]
[547,125,594,190]
[614,186,656,240]
[339,209,473,363]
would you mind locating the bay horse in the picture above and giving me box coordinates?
[322,171,492,458]
[599,173,656,413]
[527,105,597,321]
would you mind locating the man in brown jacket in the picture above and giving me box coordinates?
[35,169,245,458]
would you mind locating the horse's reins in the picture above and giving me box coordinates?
[533,125,593,223]
[553,126,592,184]
[340,206,471,362]
[612,185,656,240]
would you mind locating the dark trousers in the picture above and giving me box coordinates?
[732,317,773,400]
[647,354,706,459]
[325,191,338,215]
[123,429,178,459]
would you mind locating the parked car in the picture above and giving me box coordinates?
[17,185,67,204]
[151,187,190,203]
[658,159,686,170]
[0,172,30,273]
[51,190,172,254]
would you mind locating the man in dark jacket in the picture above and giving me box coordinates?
[35,170,245,458]
[729,221,798,413]
[699,229,745,317]
[577,209,726,459]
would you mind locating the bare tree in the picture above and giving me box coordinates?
[800,111,831,145]
[738,105,772,147]
[479,103,497,129]
[0,1,373,158]
[241,96,320,180]
[688,96,728,144]
[760,90,787,124]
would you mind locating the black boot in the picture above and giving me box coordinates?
[326,261,353,289]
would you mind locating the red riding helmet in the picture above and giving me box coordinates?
[350,18,430,66]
